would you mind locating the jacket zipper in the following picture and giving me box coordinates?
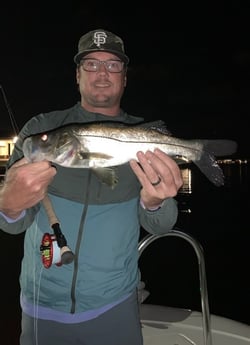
[70,170,92,313]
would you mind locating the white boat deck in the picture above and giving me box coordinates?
[141,304,250,344]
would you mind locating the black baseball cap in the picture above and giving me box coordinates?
[74,29,129,65]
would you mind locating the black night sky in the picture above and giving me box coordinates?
[0,3,249,157]
[1,3,250,344]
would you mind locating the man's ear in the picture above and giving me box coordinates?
[76,68,80,84]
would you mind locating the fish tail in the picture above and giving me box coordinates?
[193,150,225,186]
[202,139,237,156]
[192,139,237,186]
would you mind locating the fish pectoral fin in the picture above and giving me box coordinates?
[91,167,118,189]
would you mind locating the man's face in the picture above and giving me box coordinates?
[76,51,127,109]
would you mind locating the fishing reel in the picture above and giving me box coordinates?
[40,223,74,269]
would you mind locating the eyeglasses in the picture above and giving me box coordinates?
[79,58,124,73]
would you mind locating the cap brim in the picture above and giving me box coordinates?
[74,49,129,64]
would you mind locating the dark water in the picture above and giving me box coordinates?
[1,162,249,344]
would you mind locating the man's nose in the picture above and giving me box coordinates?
[97,62,109,73]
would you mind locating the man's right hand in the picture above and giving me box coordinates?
[0,158,57,219]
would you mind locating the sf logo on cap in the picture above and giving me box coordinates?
[93,31,108,48]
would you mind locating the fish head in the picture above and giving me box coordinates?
[22,128,80,165]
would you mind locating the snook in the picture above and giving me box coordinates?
[22,121,237,188]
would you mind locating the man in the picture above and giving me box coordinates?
[0,29,183,345]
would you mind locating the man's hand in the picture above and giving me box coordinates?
[0,158,57,219]
[129,149,183,210]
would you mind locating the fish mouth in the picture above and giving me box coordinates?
[23,137,34,161]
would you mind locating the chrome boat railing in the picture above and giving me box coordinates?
[138,229,213,345]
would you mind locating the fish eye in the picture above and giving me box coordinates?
[41,134,48,142]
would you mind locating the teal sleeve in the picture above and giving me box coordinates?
[0,204,40,235]
[138,197,178,235]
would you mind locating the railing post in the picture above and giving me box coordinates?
[138,229,213,345]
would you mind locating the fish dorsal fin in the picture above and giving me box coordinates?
[136,120,172,136]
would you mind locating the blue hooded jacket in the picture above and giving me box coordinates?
[0,103,178,317]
